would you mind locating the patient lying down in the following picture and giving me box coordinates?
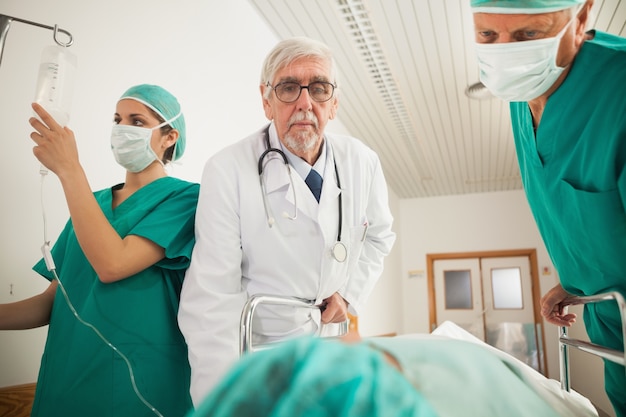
[187,325,597,417]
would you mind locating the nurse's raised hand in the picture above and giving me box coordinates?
[29,102,81,178]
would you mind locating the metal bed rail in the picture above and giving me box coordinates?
[239,294,349,355]
[559,291,626,391]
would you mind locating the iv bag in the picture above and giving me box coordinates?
[33,44,77,127]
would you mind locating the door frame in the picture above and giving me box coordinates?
[426,248,547,375]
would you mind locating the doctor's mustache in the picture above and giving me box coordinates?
[287,111,319,129]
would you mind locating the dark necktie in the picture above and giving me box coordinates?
[305,169,323,202]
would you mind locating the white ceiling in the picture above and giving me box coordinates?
[248,0,626,199]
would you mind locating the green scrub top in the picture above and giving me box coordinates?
[30,176,199,417]
[511,31,626,417]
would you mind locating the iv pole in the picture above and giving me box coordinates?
[0,14,73,68]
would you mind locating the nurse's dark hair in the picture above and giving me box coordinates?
[147,108,176,163]
[260,36,340,100]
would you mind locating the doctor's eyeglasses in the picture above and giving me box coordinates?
[267,81,336,103]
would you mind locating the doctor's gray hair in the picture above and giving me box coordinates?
[261,36,339,100]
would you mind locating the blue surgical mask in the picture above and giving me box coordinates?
[474,9,579,102]
[110,122,168,173]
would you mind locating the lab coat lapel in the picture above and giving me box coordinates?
[318,165,341,243]
[292,175,318,221]
[262,155,290,194]
[316,147,346,305]
[260,125,293,205]
[301,142,342,224]
[261,147,320,221]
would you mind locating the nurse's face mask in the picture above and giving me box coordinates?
[474,6,581,102]
[110,119,172,173]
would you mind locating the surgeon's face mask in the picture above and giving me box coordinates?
[474,7,580,102]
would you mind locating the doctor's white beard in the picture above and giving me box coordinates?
[284,111,320,154]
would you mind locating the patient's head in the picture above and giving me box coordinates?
[189,336,437,417]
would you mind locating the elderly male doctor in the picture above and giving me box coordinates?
[178,36,396,405]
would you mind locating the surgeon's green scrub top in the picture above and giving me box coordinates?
[30,177,199,417]
[511,30,626,417]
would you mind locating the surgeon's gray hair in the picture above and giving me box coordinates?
[562,1,594,33]
[261,36,339,100]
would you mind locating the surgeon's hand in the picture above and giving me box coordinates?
[541,283,577,327]
[29,103,81,177]
[319,292,348,324]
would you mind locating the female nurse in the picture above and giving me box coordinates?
[0,84,198,417]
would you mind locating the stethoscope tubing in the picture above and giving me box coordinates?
[258,126,346,262]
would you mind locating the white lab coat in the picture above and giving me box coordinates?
[178,123,396,405]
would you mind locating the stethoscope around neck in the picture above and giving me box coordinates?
[257,127,347,263]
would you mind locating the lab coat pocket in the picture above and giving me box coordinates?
[346,221,368,269]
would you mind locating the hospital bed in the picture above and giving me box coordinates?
[239,291,626,416]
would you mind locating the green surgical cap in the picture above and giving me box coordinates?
[119,84,186,161]
[188,337,438,417]
[470,0,586,13]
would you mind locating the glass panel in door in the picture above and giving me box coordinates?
[434,258,484,340]
[482,256,541,372]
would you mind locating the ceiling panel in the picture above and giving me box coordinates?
[249,0,626,198]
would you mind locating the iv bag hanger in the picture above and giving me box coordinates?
[0,14,74,68]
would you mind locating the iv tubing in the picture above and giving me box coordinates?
[39,172,164,417]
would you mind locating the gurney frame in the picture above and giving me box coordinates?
[559,291,626,391]
[239,294,349,355]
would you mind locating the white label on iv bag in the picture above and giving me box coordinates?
[33,45,77,127]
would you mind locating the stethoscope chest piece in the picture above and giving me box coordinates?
[331,241,347,263]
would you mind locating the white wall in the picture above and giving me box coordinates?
[398,190,559,368]
[0,0,272,386]
[397,189,612,416]
[357,188,404,338]
[0,0,368,386]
